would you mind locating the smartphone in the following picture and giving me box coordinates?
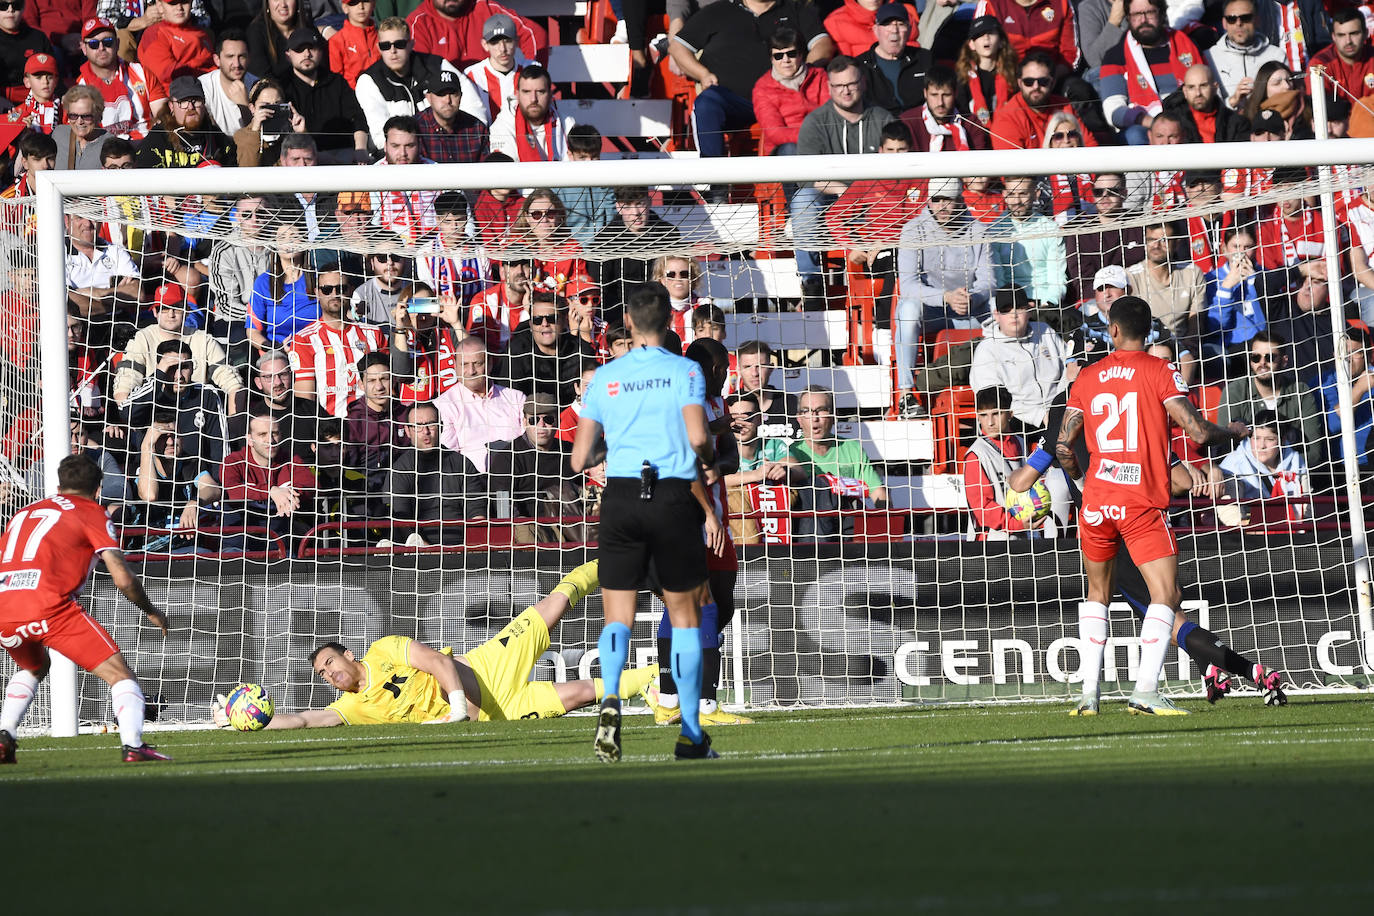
[407,298,440,315]
[263,103,292,136]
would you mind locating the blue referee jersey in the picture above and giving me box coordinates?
[582,346,706,480]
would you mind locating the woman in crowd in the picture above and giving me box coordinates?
[1039,111,1093,224]
[52,87,111,170]
[506,190,586,294]
[233,78,306,167]
[246,0,311,81]
[956,15,1018,132]
[652,254,708,345]
[247,226,318,350]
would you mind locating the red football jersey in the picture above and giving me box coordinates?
[0,494,119,615]
[1066,350,1189,509]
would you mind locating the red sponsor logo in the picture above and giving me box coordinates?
[607,381,620,397]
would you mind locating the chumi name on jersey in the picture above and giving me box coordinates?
[0,569,41,591]
[1095,459,1142,485]
[1097,366,1136,383]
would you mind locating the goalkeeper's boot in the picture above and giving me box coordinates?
[0,729,15,764]
[1254,665,1288,706]
[1069,690,1099,717]
[122,743,172,763]
[673,731,719,760]
[593,695,622,764]
[1126,691,1189,716]
[643,680,681,725]
[699,706,754,726]
[1204,664,1232,704]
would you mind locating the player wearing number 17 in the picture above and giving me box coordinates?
[0,455,172,764]
[1057,297,1247,716]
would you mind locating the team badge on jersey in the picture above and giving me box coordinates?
[1137,74,1150,89]
[1042,7,1054,21]
[1365,73,1374,90]
[1179,53,1193,67]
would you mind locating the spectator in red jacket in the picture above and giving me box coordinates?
[0,1,53,107]
[1307,7,1374,103]
[406,0,541,69]
[138,0,215,88]
[752,25,827,156]
[988,51,1094,149]
[328,0,379,89]
[973,0,1080,76]
[22,0,90,56]
[823,0,917,58]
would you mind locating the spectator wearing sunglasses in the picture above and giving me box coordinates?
[75,17,161,142]
[564,275,609,360]
[1038,110,1095,223]
[1205,0,1283,105]
[1308,7,1374,104]
[497,289,595,408]
[351,245,412,326]
[1099,0,1202,145]
[52,86,112,170]
[1217,331,1326,466]
[752,25,828,157]
[507,189,587,296]
[1063,172,1146,304]
[988,51,1091,150]
[590,187,682,322]
[0,1,54,108]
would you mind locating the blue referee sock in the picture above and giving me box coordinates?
[598,622,632,699]
[699,601,720,649]
[672,627,704,743]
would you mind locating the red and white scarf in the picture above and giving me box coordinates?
[965,69,1010,126]
[1123,29,1197,117]
[1259,207,1324,268]
[514,103,560,162]
[1187,211,1235,273]
[922,104,970,151]
[1279,2,1308,72]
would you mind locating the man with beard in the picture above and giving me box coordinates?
[279,28,369,163]
[286,265,387,418]
[462,12,531,122]
[1307,8,1374,103]
[228,350,328,460]
[121,339,228,469]
[497,291,595,407]
[355,16,486,149]
[199,29,255,136]
[407,0,543,68]
[136,76,237,168]
[901,66,986,151]
[1064,173,1145,304]
[988,177,1066,314]
[487,394,585,543]
[1205,0,1283,106]
[76,17,163,142]
[1160,64,1249,144]
[1100,0,1203,145]
[589,187,683,322]
[385,401,486,547]
[416,70,489,163]
[988,51,1087,149]
[488,64,565,161]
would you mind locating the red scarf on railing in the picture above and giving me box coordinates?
[514,104,558,162]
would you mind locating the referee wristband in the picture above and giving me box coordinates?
[1027,449,1054,475]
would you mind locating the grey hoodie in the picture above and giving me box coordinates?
[896,209,993,313]
[797,102,894,157]
[1205,34,1285,103]
[968,317,1071,427]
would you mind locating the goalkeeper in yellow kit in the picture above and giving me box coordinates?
[212,561,658,729]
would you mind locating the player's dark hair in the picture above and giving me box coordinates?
[567,124,602,155]
[357,350,390,374]
[625,283,671,336]
[975,386,1013,412]
[925,65,957,93]
[57,453,103,495]
[309,641,350,665]
[434,190,468,219]
[1333,6,1366,29]
[1107,295,1153,342]
[156,338,193,359]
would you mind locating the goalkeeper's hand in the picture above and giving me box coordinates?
[211,693,231,729]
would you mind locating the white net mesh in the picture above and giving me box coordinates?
[3,148,1373,732]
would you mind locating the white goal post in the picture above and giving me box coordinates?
[18,79,1374,735]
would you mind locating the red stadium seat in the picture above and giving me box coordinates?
[931,385,978,473]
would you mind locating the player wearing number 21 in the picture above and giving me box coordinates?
[1049,297,1247,715]
[0,455,172,764]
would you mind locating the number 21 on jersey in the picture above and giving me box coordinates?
[1090,391,1138,453]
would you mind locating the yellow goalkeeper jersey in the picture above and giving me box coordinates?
[327,635,453,725]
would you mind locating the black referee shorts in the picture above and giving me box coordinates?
[598,477,707,593]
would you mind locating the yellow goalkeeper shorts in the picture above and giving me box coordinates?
[465,607,568,721]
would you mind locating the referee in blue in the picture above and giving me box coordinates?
[572,284,721,762]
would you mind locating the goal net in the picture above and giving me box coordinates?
[5,139,1374,733]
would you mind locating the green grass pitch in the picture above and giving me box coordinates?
[4,696,1373,914]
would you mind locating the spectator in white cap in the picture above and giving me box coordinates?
[463,12,533,123]
[893,176,993,417]
[1066,265,1186,379]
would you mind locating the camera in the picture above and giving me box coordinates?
[262,103,292,136]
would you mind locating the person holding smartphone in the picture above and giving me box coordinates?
[233,77,306,167]
[1205,226,1274,369]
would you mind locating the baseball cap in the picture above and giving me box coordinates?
[1250,110,1286,137]
[967,15,1001,41]
[564,275,599,299]
[428,71,464,95]
[24,53,57,77]
[82,17,116,40]
[522,393,559,419]
[992,287,1031,313]
[169,75,205,102]
[875,2,909,24]
[1093,265,1130,291]
[286,27,324,51]
[483,12,516,42]
[153,283,187,309]
[927,177,962,200]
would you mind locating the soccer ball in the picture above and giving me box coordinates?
[1004,481,1053,525]
[225,683,274,731]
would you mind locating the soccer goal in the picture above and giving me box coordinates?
[7,90,1374,736]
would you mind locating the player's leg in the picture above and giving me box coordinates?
[531,559,601,633]
[660,585,717,759]
[1075,553,1115,716]
[1125,546,1189,716]
[594,489,649,762]
[699,567,753,726]
[0,644,50,763]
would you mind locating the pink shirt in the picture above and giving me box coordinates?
[434,381,525,471]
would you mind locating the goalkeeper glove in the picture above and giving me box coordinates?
[211,693,231,729]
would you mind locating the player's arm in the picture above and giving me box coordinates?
[101,549,168,634]
[690,474,726,556]
[266,708,344,729]
[1054,408,1086,483]
[570,414,606,473]
[407,640,471,723]
[1166,396,1247,448]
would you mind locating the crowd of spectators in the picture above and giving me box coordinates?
[2,0,1374,550]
